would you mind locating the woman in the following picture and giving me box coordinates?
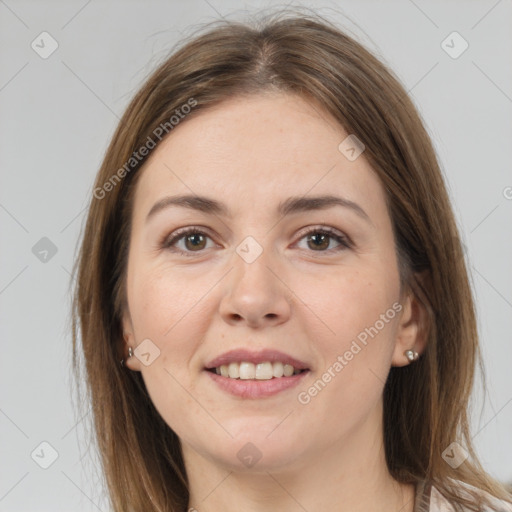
[71,9,512,512]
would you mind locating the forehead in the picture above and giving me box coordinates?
[131,92,385,222]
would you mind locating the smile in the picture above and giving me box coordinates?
[204,365,310,399]
[209,361,306,380]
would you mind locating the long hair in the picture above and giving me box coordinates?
[71,9,512,512]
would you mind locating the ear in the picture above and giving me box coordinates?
[121,310,142,372]
[391,283,430,367]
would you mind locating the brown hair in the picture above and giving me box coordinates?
[71,8,512,512]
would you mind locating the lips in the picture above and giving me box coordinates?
[205,368,309,398]
[204,348,311,372]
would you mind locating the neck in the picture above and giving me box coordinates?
[183,401,416,512]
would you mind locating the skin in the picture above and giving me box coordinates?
[122,92,428,512]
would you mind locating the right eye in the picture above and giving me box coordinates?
[162,227,217,257]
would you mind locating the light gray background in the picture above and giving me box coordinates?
[1,1,511,510]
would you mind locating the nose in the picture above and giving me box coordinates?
[218,243,292,328]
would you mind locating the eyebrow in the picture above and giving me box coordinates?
[146,194,372,224]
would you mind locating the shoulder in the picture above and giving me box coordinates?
[427,480,512,512]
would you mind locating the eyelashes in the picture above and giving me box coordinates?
[161,227,217,257]
[160,225,352,258]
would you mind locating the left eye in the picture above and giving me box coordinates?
[295,228,350,253]
[162,227,350,257]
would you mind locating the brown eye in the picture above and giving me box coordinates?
[163,228,215,257]
[296,227,351,254]
[183,233,207,251]
[306,232,330,251]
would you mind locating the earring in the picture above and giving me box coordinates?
[120,346,134,367]
[404,349,419,362]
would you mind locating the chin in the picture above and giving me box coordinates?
[207,427,304,471]
[224,415,299,442]
[214,442,302,473]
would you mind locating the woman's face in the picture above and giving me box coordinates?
[122,92,418,472]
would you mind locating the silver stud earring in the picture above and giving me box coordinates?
[404,349,419,362]
[121,346,134,367]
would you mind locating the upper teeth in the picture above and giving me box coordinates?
[214,361,302,380]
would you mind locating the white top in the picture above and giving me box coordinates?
[414,480,512,511]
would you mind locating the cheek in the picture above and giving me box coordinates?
[127,266,212,401]
[130,263,208,339]
[291,265,399,375]
[129,268,212,432]
[301,264,397,330]
[291,270,399,433]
